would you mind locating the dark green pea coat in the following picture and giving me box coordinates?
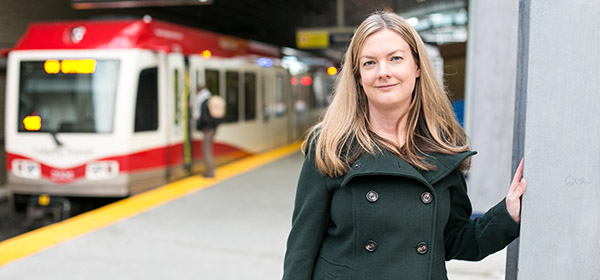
[283,148,519,280]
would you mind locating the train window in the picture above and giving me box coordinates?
[262,74,270,122]
[134,68,159,132]
[173,69,180,125]
[205,69,219,98]
[225,71,239,123]
[244,72,256,121]
[18,60,119,133]
[275,73,287,117]
[195,70,200,91]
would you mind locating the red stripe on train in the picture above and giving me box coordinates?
[6,141,251,184]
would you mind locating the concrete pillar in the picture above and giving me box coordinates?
[513,0,600,278]
[464,0,520,214]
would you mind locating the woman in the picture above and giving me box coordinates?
[282,11,526,280]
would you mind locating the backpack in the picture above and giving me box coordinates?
[207,95,226,119]
[197,95,226,130]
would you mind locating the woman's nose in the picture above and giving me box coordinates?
[377,62,391,78]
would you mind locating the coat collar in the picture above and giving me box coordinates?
[340,149,476,188]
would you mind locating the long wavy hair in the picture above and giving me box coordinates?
[305,11,469,177]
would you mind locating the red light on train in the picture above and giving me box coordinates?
[301,76,312,86]
[201,50,212,60]
[23,116,42,131]
[291,77,299,86]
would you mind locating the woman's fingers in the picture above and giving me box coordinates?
[506,159,526,222]
[510,158,525,191]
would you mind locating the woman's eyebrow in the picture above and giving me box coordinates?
[360,49,407,60]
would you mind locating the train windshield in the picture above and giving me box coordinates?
[18,59,120,133]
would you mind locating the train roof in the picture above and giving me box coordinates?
[5,17,280,58]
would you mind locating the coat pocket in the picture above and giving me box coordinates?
[313,255,349,280]
[430,258,449,280]
[321,273,337,280]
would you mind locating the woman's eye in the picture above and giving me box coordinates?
[363,60,375,67]
[391,56,403,61]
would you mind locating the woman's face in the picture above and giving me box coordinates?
[358,29,420,115]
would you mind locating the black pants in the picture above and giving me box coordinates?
[201,127,216,177]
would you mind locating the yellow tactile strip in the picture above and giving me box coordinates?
[0,142,301,266]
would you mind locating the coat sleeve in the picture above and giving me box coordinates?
[282,155,331,280]
[443,170,520,261]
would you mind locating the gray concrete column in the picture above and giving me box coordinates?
[513,0,600,278]
[464,0,520,213]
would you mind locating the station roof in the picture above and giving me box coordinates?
[72,0,467,60]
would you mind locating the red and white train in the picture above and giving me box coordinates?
[3,17,332,209]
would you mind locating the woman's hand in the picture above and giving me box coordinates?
[506,158,527,223]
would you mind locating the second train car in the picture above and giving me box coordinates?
[3,16,331,210]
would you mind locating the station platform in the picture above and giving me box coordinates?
[0,143,507,280]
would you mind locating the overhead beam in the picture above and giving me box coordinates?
[72,0,214,9]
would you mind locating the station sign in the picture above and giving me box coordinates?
[296,27,355,50]
[296,30,330,49]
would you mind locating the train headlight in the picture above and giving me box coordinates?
[12,160,41,179]
[86,161,119,180]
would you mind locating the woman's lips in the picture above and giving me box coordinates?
[376,83,398,90]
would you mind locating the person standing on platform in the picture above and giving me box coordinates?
[282,11,527,280]
[193,84,225,178]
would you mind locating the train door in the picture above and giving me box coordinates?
[282,71,295,143]
[269,71,288,146]
[188,55,221,172]
[182,59,192,173]
[259,69,273,147]
[261,69,276,146]
[188,61,203,173]
[166,53,185,180]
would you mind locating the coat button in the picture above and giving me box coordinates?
[352,161,361,170]
[416,242,428,254]
[366,190,379,203]
[421,191,433,204]
[365,240,378,252]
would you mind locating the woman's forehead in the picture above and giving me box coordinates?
[359,29,411,55]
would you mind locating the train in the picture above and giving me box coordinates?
[3,16,333,211]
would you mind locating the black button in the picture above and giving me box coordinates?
[416,242,428,254]
[352,162,361,170]
[366,190,379,203]
[421,192,433,204]
[365,240,378,252]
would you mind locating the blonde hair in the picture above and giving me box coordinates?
[305,11,469,177]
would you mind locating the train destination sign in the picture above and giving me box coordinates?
[44,59,96,74]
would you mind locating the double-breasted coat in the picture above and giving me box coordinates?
[283,148,520,280]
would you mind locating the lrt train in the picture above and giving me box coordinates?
[3,17,332,210]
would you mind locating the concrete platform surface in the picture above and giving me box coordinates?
[0,146,508,280]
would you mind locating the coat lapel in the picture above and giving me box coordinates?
[419,151,477,185]
[340,149,476,187]
[341,150,427,187]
